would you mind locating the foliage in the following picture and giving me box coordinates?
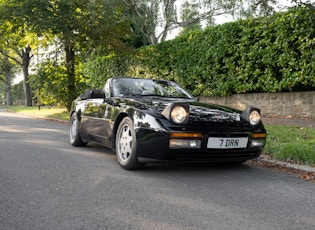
[236,0,278,18]
[122,0,242,44]
[30,59,88,107]
[107,6,315,97]
[1,0,313,108]
[0,55,14,105]
[82,52,136,89]
[179,1,203,35]
[1,0,131,110]
[0,17,37,106]
[0,74,4,104]
[11,81,24,105]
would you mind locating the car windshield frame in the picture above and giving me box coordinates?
[112,78,193,99]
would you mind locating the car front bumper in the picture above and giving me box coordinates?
[136,127,264,163]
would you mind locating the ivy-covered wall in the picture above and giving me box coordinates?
[125,6,315,96]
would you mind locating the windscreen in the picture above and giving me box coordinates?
[112,78,192,99]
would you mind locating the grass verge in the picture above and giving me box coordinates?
[2,105,69,122]
[1,106,315,166]
[264,125,315,166]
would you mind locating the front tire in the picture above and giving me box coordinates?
[69,112,86,146]
[116,117,144,170]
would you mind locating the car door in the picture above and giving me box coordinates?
[82,98,105,140]
[82,83,115,147]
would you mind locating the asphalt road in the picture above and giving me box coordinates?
[1,110,315,230]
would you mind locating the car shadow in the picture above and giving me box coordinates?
[144,161,251,172]
[84,142,254,173]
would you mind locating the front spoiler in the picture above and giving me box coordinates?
[137,147,262,163]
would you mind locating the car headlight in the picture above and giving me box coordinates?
[162,103,189,125]
[249,110,261,125]
[171,106,188,124]
[241,107,262,126]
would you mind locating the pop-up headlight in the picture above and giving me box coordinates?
[162,103,189,125]
[242,107,261,126]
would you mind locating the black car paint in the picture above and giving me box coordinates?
[71,79,266,163]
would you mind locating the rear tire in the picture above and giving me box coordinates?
[69,112,87,146]
[116,117,144,170]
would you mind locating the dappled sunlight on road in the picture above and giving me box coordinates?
[1,125,27,133]
[20,138,60,146]
[1,125,65,134]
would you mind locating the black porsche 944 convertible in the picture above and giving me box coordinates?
[70,77,267,170]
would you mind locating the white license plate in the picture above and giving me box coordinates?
[207,137,248,149]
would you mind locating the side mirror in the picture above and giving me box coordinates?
[90,90,105,99]
[81,89,105,100]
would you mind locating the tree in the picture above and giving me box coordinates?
[0,74,4,105]
[179,0,203,35]
[121,0,248,44]
[122,0,184,44]
[1,0,130,110]
[0,43,35,106]
[122,0,314,44]
[11,81,25,105]
[233,0,278,18]
[0,44,34,106]
[231,0,315,19]
[0,8,36,106]
[0,55,15,105]
[0,43,34,107]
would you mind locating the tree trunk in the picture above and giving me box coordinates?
[1,57,13,105]
[22,45,33,106]
[4,70,12,106]
[65,43,76,111]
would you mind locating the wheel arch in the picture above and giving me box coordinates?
[112,112,129,150]
[70,109,82,121]
[69,109,87,146]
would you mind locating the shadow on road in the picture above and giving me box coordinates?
[84,142,252,173]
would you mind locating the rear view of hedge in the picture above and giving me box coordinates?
[129,6,315,96]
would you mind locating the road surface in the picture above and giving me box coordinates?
[1,110,315,230]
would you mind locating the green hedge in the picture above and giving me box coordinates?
[86,6,315,96]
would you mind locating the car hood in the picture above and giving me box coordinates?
[115,97,242,122]
[189,103,241,122]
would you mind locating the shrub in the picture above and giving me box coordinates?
[85,6,315,96]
